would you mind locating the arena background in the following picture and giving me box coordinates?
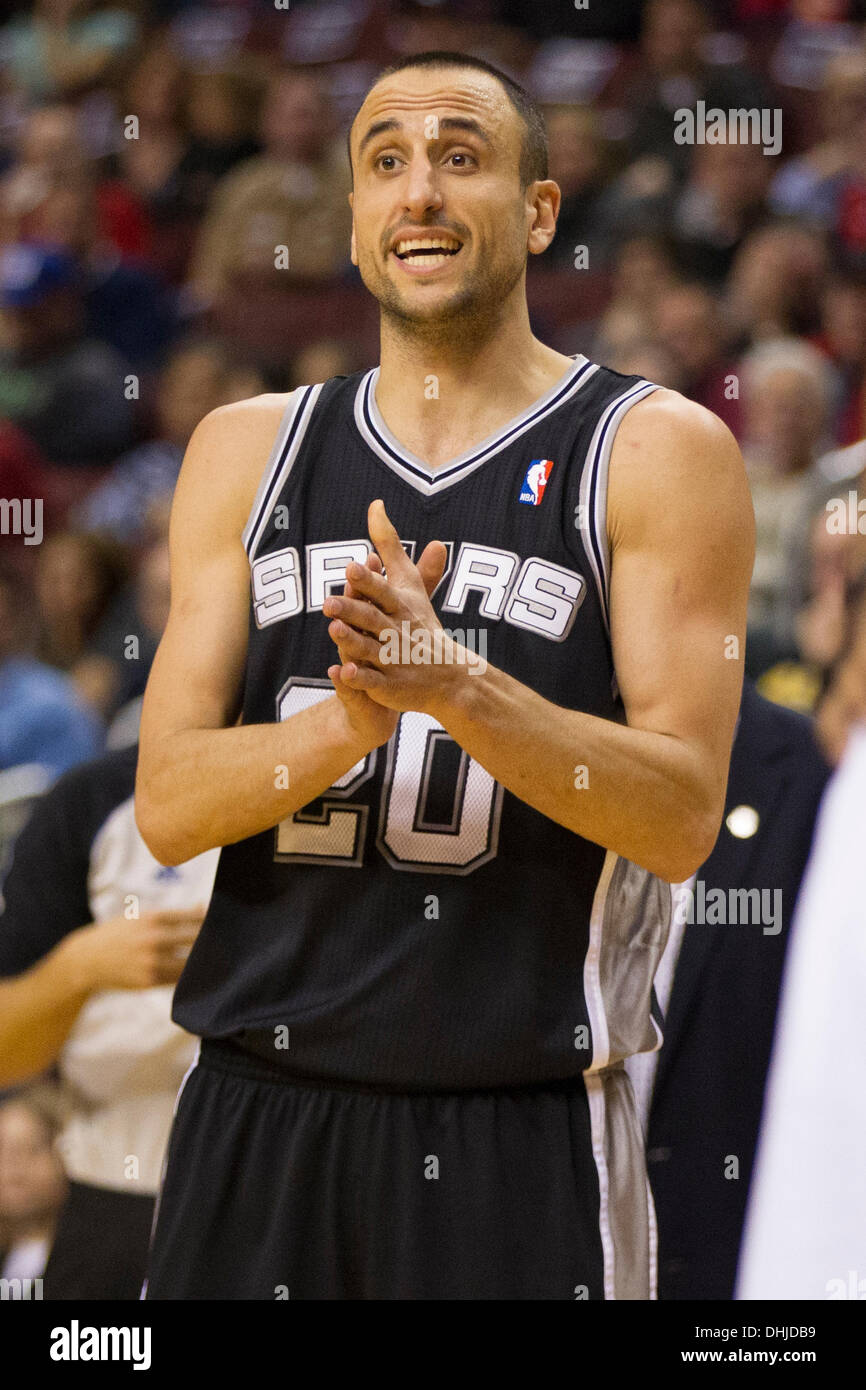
[1,0,865,1318]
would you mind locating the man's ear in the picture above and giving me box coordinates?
[527,178,561,257]
[350,207,357,267]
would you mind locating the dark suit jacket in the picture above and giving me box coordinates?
[647,681,832,1300]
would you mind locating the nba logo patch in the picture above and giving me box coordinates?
[519,458,554,506]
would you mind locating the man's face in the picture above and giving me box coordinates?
[262,77,328,164]
[348,68,547,331]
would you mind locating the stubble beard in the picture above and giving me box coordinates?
[363,246,527,354]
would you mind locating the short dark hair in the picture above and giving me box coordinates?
[349,51,548,188]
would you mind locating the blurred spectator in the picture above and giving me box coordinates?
[76,337,246,545]
[725,221,828,343]
[815,265,866,441]
[771,0,863,94]
[798,492,866,657]
[108,36,212,283]
[177,66,263,220]
[0,1086,68,1288]
[0,564,102,781]
[0,241,137,468]
[0,104,88,244]
[545,105,612,270]
[673,138,775,284]
[739,336,836,660]
[290,336,363,388]
[654,280,742,430]
[0,421,63,573]
[0,102,151,265]
[757,448,866,709]
[606,338,687,391]
[27,179,181,370]
[591,232,680,362]
[188,69,352,306]
[815,565,866,760]
[33,530,128,700]
[0,744,216,1299]
[499,0,644,42]
[78,528,172,724]
[2,0,139,104]
[613,0,770,181]
[770,48,866,224]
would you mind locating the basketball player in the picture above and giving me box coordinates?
[138,53,754,1300]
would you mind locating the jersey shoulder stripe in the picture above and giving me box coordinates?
[242,383,323,561]
[578,378,660,634]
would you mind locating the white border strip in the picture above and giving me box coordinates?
[579,381,660,633]
[243,384,323,561]
[583,848,619,1298]
[354,360,601,497]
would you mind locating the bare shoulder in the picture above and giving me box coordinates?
[612,387,744,478]
[608,387,753,549]
[171,391,296,543]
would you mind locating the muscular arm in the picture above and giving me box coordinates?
[135,400,377,866]
[331,393,755,882]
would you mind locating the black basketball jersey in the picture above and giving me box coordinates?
[172,356,673,1089]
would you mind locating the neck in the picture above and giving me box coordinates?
[375,282,575,469]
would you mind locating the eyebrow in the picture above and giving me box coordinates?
[356,115,491,158]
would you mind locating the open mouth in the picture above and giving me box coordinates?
[393,237,463,267]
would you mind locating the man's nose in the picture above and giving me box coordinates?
[402,154,444,218]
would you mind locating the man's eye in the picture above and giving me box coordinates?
[375,154,402,172]
[445,152,476,168]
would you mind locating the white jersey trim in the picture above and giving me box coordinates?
[354,355,600,497]
[584,848,618,1297]
[579,380,660,634]
[243,384,324,562]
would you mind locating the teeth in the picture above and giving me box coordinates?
[395,237,460,257]
[403,253,454,266]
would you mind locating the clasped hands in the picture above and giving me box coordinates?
[324,499,463,738]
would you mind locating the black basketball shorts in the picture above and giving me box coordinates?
[143,1038,653,1300]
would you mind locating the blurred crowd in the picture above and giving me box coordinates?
[2,0,866,1299]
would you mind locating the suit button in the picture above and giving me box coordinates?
[664,1258,687,1274]
[647,1146,672,1163]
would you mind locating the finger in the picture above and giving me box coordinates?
[328,663,365,702]
[342,561,401,614]
[328,619,383,666]
[154,953,192,984]
[368,499,411,578]
[150,908,208,926]
[416,539,447,599]
[337,662,390,697]
[157,934,196,961]
[157,922,202,945]
[323,594,389,636]
[343,549,381,602]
